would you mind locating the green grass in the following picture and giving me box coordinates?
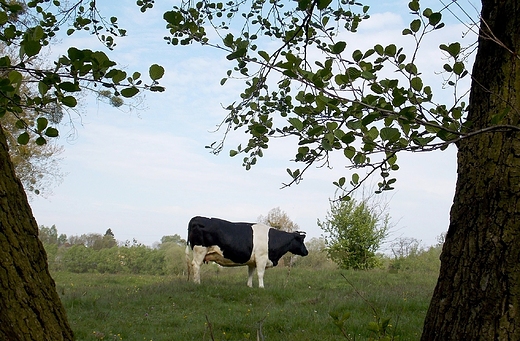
[53,266,437,341]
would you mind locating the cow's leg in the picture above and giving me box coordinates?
[256,260,267,288]
[191,245,207,284]
[247,265,255,288]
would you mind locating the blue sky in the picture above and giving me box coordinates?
[29,0,479,249]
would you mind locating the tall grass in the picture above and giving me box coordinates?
[54,261,438,341]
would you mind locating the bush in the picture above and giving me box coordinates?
[320,198,390,270]
[61,245,96,273]
[389,245,442,273]
[162,242,189,276]
[296,237,337,269]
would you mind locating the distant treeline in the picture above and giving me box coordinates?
[39,225,333,275]
[39,225,190,275]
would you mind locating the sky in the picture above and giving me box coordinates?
[29,0,480,249]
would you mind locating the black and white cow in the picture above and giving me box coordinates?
[185,216,309,288]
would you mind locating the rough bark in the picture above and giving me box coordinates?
[421,0,520,339]
[0,125,74,340]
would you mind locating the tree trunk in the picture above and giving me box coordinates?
[0,125,74,340]
[421,0,520,339]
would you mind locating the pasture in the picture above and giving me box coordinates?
[53,265,438,341]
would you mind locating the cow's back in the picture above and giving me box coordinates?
[188,216,254,264]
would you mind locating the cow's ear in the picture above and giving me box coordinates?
[296,231,306,240]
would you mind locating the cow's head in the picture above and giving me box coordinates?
[291,231,309,256]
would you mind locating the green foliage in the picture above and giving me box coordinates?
[60,244,96,273]
[319,198,389,270]
[0,0,165,146]
[160,0,487,197]
[160,234,186,246]
[161,242,189,275]
[40,226,190,276]
[296,237,337,270]
[389,243,442,273]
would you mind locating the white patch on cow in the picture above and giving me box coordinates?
[191,245,207,284]
[249,223,273,288]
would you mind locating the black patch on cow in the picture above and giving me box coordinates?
[188,216,254,264]
[267,228,308,266]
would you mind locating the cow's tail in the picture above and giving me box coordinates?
[185,243,192,282]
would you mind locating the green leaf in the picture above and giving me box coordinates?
[288,117,304,131]
[331,41,347,54]
[45,127,59,138]
[344,146,356,159]
[410,19,421,33]
[0,11,8,25]
[23,39,41,57]
[0,56,11,67]
[410,77,423,91]
[35,136,47,146]
[352,173,359,184]
[36,117,48,132]
[346,67,361,80]
[8,70,22,84]
[380,127,400,142]
[361,71,375,80]
[110,70,127,84]
[258,50,270,61]
[149,64,165,81]
[365,126,379,140]
[15,119,25,129]
[121,87,139,98]
[226,48,247,61]
[61,96,77,107]
[384,44,396,57]
[440,43,461,58]
[387,153,398,166]
[223,33,234,48]
[229,150,238,157]
[408,0,420,11]
[374,44,384,55]
[422,8,433,17]
[33,25,44,40]
[352,50,363,62]
[404,63,418,75]
[59,81,80,92]
[453,62,465,75]
[317,0,332,10]
[17,132,30,145]
[428,12,442,26]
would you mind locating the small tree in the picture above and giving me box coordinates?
[258,207,299,232]
[160,234,186,247]
[319,198,389,270]
[391,237,423,259]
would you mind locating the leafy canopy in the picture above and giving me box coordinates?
[158,0,499,198]
[0,0,165,147]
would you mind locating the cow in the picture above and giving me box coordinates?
[185,216,309,288]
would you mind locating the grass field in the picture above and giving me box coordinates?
[53,264,438,341]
